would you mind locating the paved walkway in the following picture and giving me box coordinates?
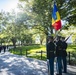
[0,51,76,75]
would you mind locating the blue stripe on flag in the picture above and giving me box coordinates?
[52,3,58,20]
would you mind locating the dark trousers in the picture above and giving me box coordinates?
[56,57,62,75]
[48,57,54,75]
[62,57,67,73]
[0,49,1,53]
[4,49,6,52]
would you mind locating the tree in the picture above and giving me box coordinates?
[18,0,76,45]
[32,0,76,34]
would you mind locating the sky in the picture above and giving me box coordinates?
[0,0,19,12]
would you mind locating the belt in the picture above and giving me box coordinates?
[50,51,54,52]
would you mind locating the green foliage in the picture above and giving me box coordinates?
[0,10,35,45]
[32,0,76,32]
[32,0,52,35]
[0,0,76,46]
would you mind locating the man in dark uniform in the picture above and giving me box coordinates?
[47,36,55,75]
[56,36,63,75]
[3,45,6,53]
[0,45,2,53]
[61,37,67,73]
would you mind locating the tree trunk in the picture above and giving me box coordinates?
[11,38,16,48]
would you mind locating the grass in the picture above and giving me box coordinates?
[67,44,76,52]
[9,45,46,56]
[9,44,76,61]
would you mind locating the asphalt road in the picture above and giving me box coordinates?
[0,51,76,75]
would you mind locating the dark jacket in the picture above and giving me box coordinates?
[0,46,2,50]
[62,41,67,56]
[47,41,55,59]
[56,40,63,57]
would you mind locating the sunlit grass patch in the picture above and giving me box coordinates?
[9,44,76,61]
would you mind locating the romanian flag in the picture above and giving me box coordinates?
[52,3,62,30]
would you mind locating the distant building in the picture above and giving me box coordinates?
[35,34,40,44]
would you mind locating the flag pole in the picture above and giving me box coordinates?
[54,0,60,36]
[65,33,73,41]
[54,0,56,3]
[53,0,59,37]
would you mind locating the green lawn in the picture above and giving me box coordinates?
[67,44,76,52]
[9,45,46,60]
[9,44,76,61]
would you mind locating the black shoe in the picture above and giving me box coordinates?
[63,72,67,73]
[63,71,67,73]
[56,74,59,75]
[56,74,62,75]
[56,74,60,75]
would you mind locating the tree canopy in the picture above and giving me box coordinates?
[0,0,76,46]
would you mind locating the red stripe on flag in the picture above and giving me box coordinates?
[52,20,61,30]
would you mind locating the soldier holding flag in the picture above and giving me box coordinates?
[52,1,62,75]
